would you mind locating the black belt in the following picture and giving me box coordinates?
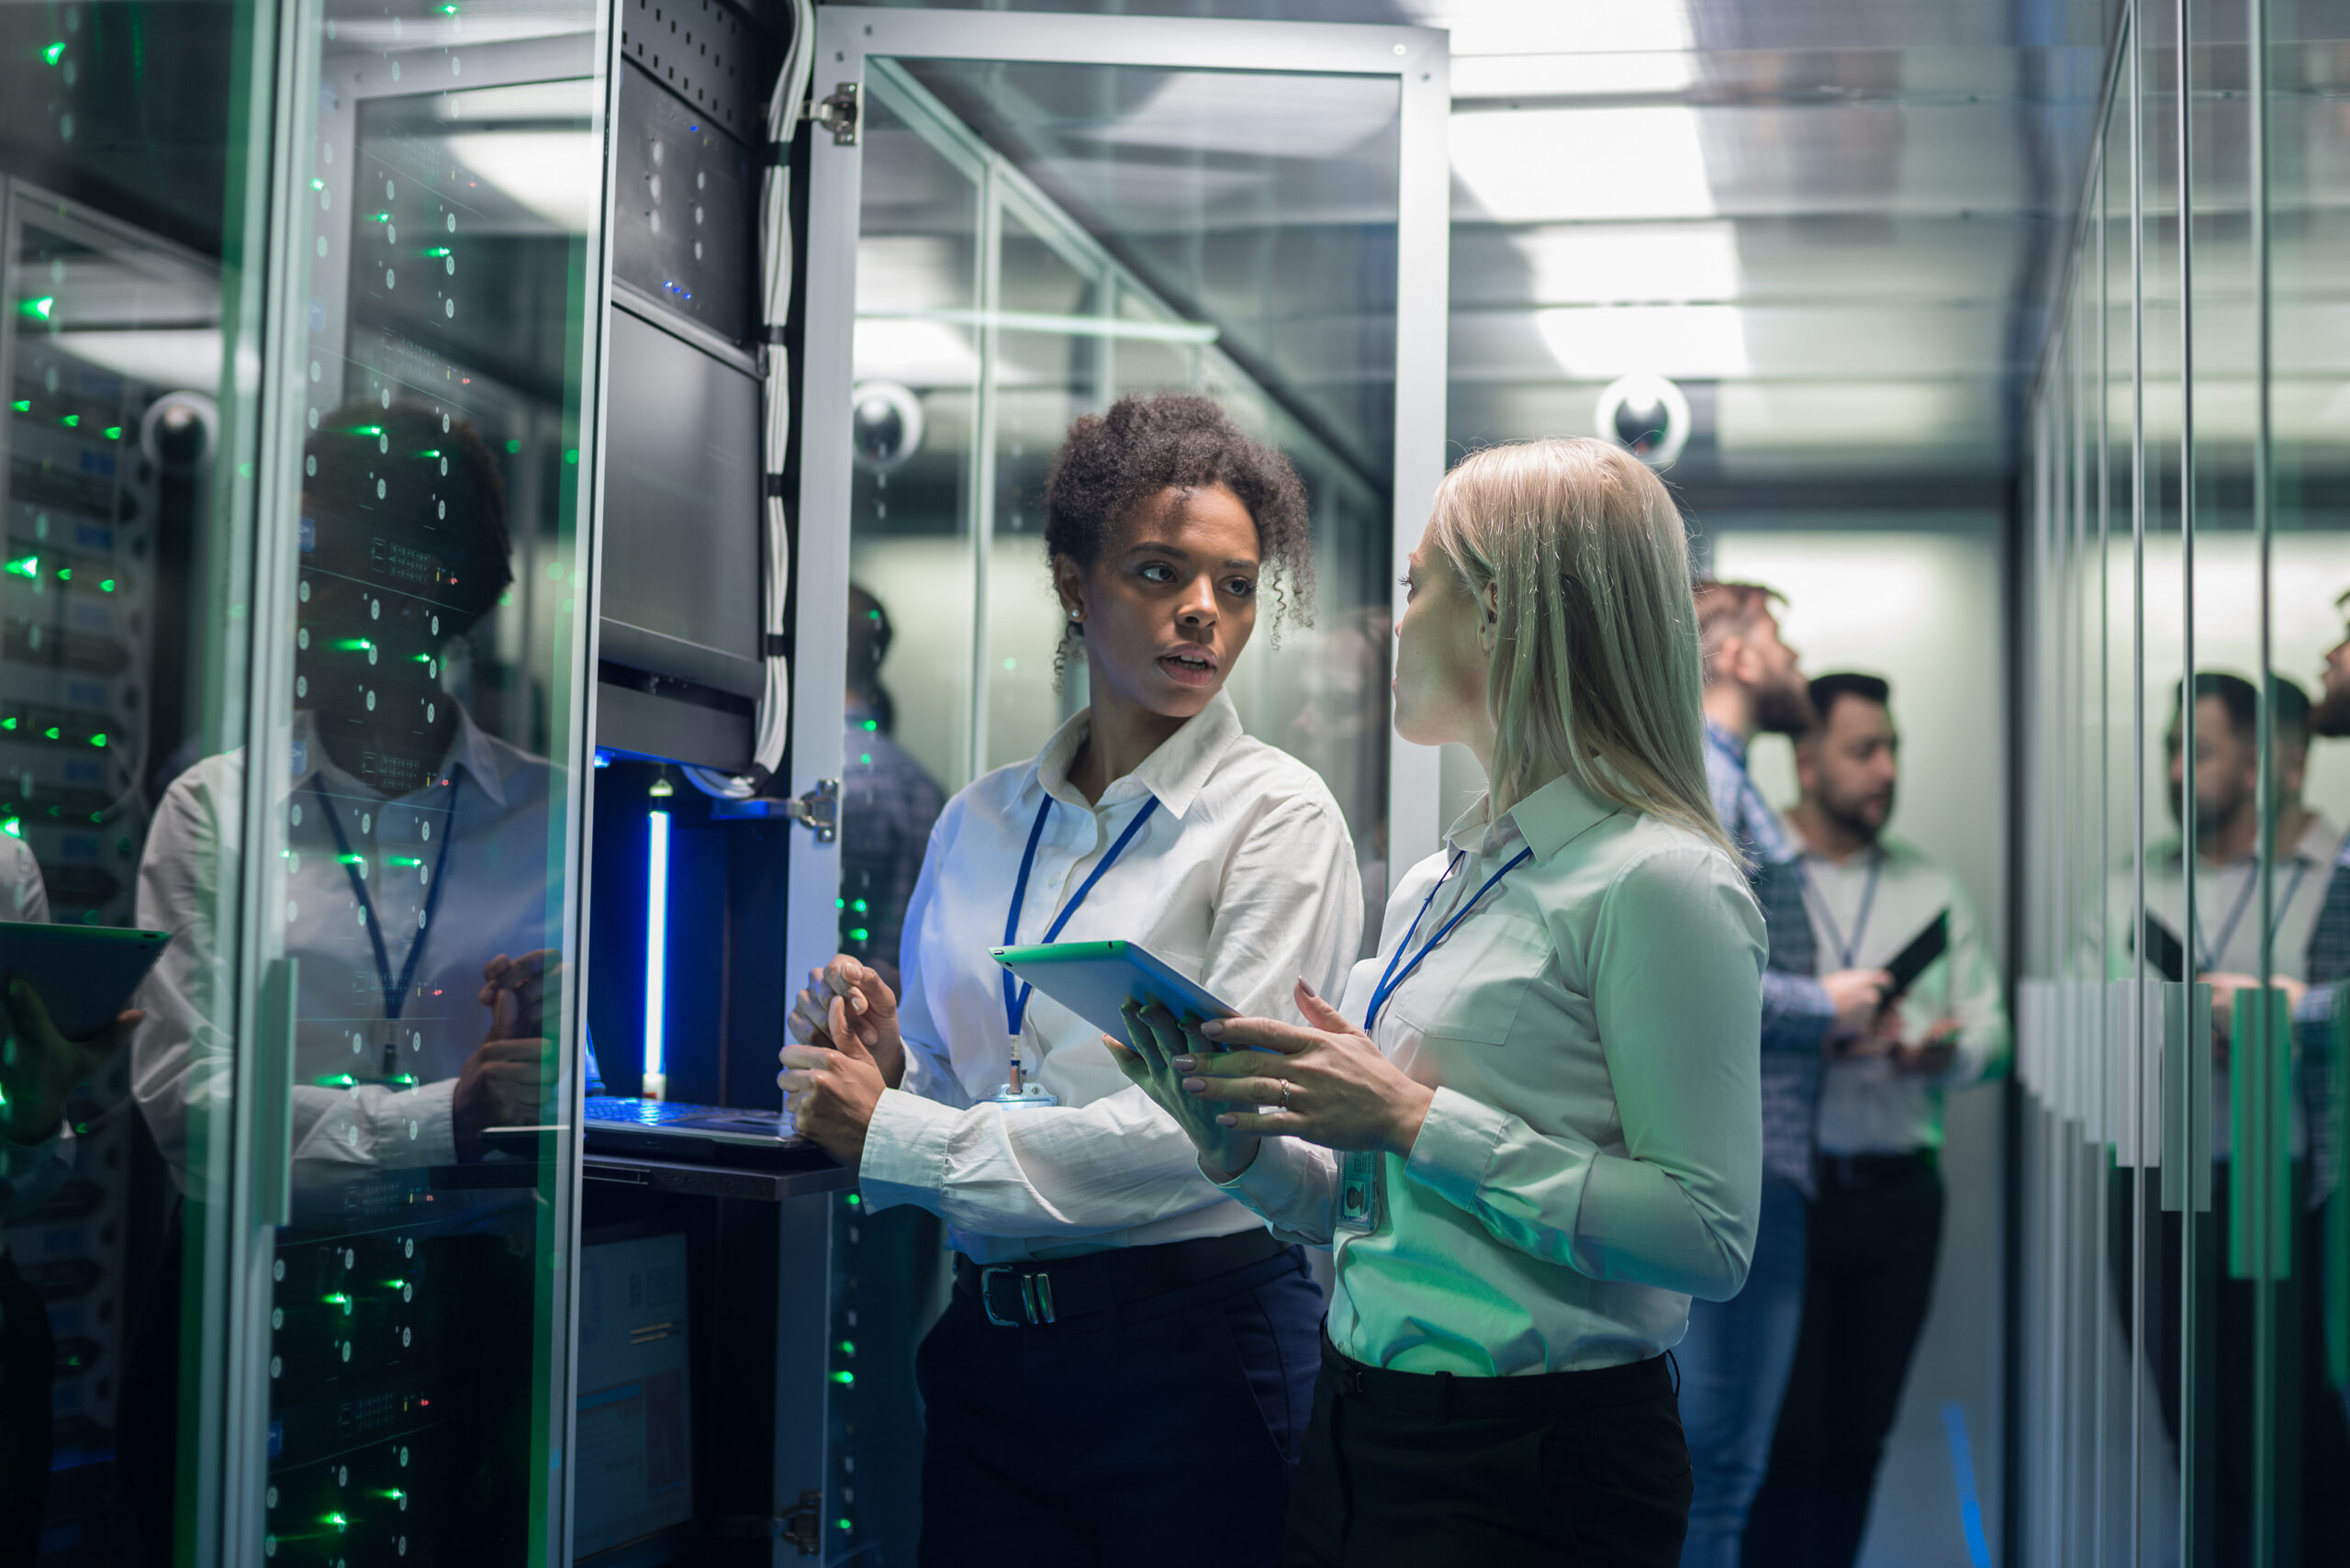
[1817,1148,1937,1190]
[1320,1334,1676,1418]
[954,1227,1288,1328]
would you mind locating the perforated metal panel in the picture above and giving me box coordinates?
[620,0,776,147]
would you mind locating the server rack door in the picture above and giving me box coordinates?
[219,1,616,1562]
[788,7,1448,1559]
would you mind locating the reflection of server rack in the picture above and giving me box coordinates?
[0,174,217,1565]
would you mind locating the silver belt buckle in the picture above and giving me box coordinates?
[979,1263,1057,1326]
[979,1264,1024,1326]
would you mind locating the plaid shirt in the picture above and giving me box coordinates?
[1706,721,1835,1193]
[2300,844,2350,1203]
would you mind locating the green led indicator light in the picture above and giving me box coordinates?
[54,566,69,581]
[862,718,878,732]
[18,297,53,320]
[2,717,15,729]
[428,247,452,257]
[97,578,115,592]
[312,178,326,191]
[837,1519,854,1533]
[387,855,421,868]
[1,820,19,840]
[351,423,383,436]
[88,734,106,748]
[41,727,59,741]
[860,753,873,766]
[313,1073,356,1089]
[60,414,77,428]
[504,438,520,454]
[325,1512,348,1531]
[852,899,867,913]
[418,448,441,458]
[337,853,364,866]
[845,1193,861,1205]
[372,211,391,223]
[837,1339,856,1355]
[565,448,579,464]
[322,1293,352,1310]
[4,554,36,578]
[42,41,64,64]
[10,399,28,412]
[830,1371,855,1385]
[382,1488,408,1503]
[333,637,373,651]
[103,425,122,440]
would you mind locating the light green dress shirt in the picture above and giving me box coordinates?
[1224,770,1765,1375]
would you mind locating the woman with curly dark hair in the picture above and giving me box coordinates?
[779,393,1362,1566]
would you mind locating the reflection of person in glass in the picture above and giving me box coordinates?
[2128,669,2350,1560]
[782,395,1361,1565]
[131,403,559,1180]
[840,584,946,993]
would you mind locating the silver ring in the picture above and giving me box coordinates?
[1278,1080,1292,1111]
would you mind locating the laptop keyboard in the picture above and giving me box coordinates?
[584,1096,801,1139]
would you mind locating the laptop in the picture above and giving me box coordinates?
[579,1096,828,1169]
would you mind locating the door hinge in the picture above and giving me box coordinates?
[805,82,860,145]
[780,1489,823,1556]
[788,778,839,843]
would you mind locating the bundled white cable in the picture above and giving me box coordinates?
[690,0,815,802]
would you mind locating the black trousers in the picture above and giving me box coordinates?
[2105,1165,2350,1566]
[1285,1336,1691,1567]
[1744,1151,1943,1568]
[915,1243,1322,1568]
[1,1249,54,1567]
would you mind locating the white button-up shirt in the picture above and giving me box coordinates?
[131,709,555,1184]
[858,690,1362,1263]
[1225,770,1765,1376]
[1790,826,2009,1156]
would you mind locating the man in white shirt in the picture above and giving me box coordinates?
[2128,671,2350,1557]
[1742,674,2006,1567]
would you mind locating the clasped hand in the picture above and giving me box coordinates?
[777,955,903,1167]
[1104,979,1434,1182]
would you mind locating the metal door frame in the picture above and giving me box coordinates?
[788,4,1451,997]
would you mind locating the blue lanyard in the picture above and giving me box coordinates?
[1807,851,1884,971]
[1363,846,1534,1034]
[1001,791,1160,1039]
[311,774,461,1027]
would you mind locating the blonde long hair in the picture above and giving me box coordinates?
[1427,438,1732,857]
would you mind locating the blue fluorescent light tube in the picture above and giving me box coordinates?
[643,809,670,1091]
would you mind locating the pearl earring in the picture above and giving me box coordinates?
[1069,609,1081,622]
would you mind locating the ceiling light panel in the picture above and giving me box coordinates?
[1421,0,1693,57]
[1452,106,1715,222]
[1507,222,1743,304]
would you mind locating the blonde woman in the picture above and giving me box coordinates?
[1113,438,1764,1566]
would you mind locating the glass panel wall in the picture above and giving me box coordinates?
[234,4,610,1562]
[0,2,274,1558]
[2021,0,2350,1559]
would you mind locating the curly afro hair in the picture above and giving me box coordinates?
[1044,394,1315,645]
